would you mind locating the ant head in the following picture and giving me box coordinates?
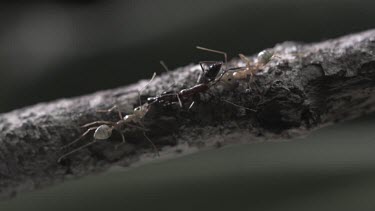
[208,62,223,70]
[220,72,235,83]
[218,72,239,90]
[204,62,223,82]
[134,104,149,117]
[94,125,113,140]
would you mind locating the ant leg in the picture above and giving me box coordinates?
[96,105,123,120]
[114,129,126,149]
[81,121,115,128]
[206,91,256,112]
[60,127,98,149]
[246,74,254,92]
[197,63,205,84]
[124,122,146,131]
[160,61,182,104]
[123,120,158,156]
[221,98,257,112]
[138,72,156,109]
[239,54,257,73]
[58,140,98,163]
[188,101,195,110]
[96,105,117,113]
[176,94,183,108]
[143,132,159,157]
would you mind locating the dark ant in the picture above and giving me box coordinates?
[147,46,227,109]
[196,46,227,84]
[148,47,253,112]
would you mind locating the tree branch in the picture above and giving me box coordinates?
[1,29,375,198]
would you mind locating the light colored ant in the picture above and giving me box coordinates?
[233,49,275,80]
[58,73,158,163]
[216,49,276,93]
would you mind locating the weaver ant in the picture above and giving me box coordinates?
[58,73,158,163]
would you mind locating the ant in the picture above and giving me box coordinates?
[58,73,158,163]
[232,49,275,81]
[215,49,276,93]
[147,46,228,109]
[148,46,252,112]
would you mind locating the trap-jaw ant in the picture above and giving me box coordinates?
[147,46,228,109]
[58,73,158,163]
[148,46,253,113]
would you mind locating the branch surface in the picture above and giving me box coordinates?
[1,29,375,198]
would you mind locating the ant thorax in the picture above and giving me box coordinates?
[134,103,149,116]
[123,104,149,124]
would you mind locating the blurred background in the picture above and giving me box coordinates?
[1,0,374,113]
[1,1,375,210]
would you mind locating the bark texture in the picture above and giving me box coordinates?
[0,29,375,198]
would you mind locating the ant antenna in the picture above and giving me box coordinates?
[196,46,227,65]
[138,72,156,109]
[239,54,251,65]
[160,60,175,89]
[160,60,170,72]
[60,127,98,150]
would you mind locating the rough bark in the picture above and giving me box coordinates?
[0,29,375,198]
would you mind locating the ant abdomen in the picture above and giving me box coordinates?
[93,125,112,140]
[257,49,274,65]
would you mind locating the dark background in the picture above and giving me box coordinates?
[1,0,374,113]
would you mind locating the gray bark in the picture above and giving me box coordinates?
[1,29,375,198]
